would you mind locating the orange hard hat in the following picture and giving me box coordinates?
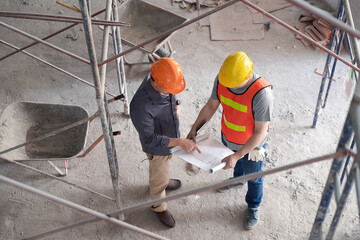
[150,58,186,94]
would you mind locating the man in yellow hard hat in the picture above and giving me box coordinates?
[187,52,273,229]
[130,57,200,228]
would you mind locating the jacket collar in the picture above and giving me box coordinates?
[144,73,170,103]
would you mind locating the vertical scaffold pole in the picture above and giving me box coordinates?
[326,161,356,239]
[309,114,353,239]
[111,0,129,116]
[312,2,345,128]
[323,25,346,108]
[344,0,360,219]
[78,0,121,208]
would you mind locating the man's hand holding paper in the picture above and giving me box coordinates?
[172,133,234,173]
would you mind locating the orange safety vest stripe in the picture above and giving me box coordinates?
[217,77,271,145]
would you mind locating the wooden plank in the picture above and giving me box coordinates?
[210,2,264,41]
[295,22,312,47]
[252,12,264,24]
[313,20,333,39]
[199,16,210,26]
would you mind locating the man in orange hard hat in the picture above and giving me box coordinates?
[187,52,273,229]
[130,57,200,228]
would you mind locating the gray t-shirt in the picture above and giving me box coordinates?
[211,73,274,151]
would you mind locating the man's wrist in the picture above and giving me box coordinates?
[234,151,245,159]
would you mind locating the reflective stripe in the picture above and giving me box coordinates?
[223,115,246,132]
[220,95,247,113]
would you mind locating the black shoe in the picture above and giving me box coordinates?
[166,179,182,191]
[155,210,176,228]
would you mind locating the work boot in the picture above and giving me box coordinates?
[217,179,246,193]
[245,208,259,230]
[155,210,176,228]
[166,179,182,191]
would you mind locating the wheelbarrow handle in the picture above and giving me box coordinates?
[107,94,125,103]
[113,131,121,136]
[89,95,125,124]
[77,131,121,158]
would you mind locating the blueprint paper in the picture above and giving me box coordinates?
[172,133,233,173]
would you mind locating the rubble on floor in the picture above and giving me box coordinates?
[171,0,228,12]
[295,15,335,48]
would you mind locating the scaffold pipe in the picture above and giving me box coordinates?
[0,8,106,62]
[0,21,90,64]
[0,175,169,240]
[242,0,360,73]
[25,150,348,240]
[287,0,360,39]
[0,156,115,201]
[0,40,116,97]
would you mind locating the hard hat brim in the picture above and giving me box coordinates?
[166,76,185,94]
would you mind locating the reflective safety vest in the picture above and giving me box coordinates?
[217,77,271,145]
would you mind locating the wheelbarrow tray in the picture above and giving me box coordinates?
[0,102,89,161]
[117,0,187,53]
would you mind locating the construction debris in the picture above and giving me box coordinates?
[314,68,340,81]
[295,15,334,48]
[173,0,228,12]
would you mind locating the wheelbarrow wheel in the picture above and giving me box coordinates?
[156,47,170,58]
[148,47,171,62]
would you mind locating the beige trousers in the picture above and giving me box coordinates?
[146,153,171,212]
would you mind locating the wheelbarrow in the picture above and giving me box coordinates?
[0,98,122,176]
[115,0,188,63]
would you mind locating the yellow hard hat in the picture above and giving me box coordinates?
[150,58,186,94]
[218,52,253,88]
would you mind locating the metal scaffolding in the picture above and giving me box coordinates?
[308,0,360,239]
[312,0,359,128]
[0,0,359,239]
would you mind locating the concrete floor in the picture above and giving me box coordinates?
[0,1,359,239]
